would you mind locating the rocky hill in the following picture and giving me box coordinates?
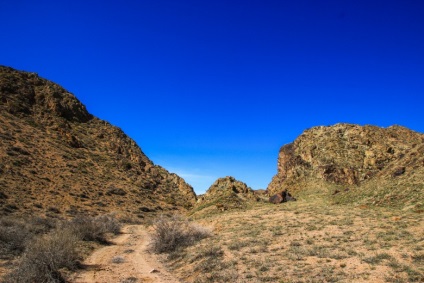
[0,66,196,219]
[193,176,259,214]
[267,123,424,211]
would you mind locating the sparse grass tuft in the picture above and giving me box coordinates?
[412,252,424,263]
[227,240,250,250]
[121,277,138,283]
[363,252,394,265]
[111,256,125,264]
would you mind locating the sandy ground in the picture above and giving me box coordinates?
[72,225,179,283]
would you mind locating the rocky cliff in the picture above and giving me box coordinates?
[267,124,424,210]
[0,66,196,218]
[193,176,259,214]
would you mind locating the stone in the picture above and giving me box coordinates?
[269,190,296,204]
[392,167,406,177]
[269,193,284,204]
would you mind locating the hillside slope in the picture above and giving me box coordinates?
[192,176,259,215]
[0,66,196,219]
[267,123,424,211]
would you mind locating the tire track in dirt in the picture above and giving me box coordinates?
[72,225,179,283]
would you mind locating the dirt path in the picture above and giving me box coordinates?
[72,225,180,283]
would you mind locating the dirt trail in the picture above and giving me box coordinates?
[73,225,180,283]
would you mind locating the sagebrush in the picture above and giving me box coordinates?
[150,214,211,253]
[69,214,121,243]
[3,227,79,283]
[0,216,56,259]
[1,214,121,283]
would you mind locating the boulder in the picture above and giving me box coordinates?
[269,193,284,204]
[269,190,296,204]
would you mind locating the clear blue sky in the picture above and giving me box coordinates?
[1,1,423,194]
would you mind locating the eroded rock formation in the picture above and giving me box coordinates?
[267,124,424,210]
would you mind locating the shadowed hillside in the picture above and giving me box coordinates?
[267,123,424,211]
[0,66,196,219]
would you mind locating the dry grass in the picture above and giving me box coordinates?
[3,227,80,283]
[0,216,56,259]
[0,214,122,282]
[165,198,424,283]
[69,214,121,243]
[150,214,211,253]
[111,256,125,264]
[0,67,197,222]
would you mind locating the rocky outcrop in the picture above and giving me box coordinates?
[0,67,92,122]
[269,190,296,204]
[203,176,256,198]
[194,177,259,212]
[267,124,424,210]
[0,66,196,218]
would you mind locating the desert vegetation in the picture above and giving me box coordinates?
[163,199,424,283]
[0,66,197,223]
[0,214,121,283]
[1,67,423,282]
[150,214,211,254]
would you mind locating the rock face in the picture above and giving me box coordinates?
[267,124,424,210]
[195,176,259,212]
[0,66,196,218]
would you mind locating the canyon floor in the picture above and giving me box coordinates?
[71,225,179,283]
[69,195,423,283]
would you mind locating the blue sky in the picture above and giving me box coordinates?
[1,0,423,194]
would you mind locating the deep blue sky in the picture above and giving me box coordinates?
[1,1,423,194]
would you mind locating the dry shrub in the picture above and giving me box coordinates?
[70,214,121,243]
[95,214,121,235]
[1,213,120,282]
[3,228,80,283]
[27,216,57,233]
[0,216,56,259]
[121,277,138,283]
[0,218,32,258]
[111,256,125,264]
[150,214,211,253]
